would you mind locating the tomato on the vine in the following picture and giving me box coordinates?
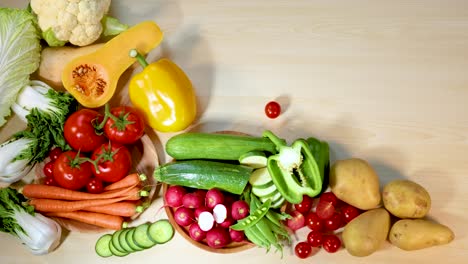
[322,234,341,253]
[265,101,281,119]
[101,105,146,145]
[294,195,314,214]
[64,109,106,152]
[53,150,93,190]
[294,242,312,259]
[90,142,132,183]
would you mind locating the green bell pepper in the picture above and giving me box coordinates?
[305,137,330,194]
[262,130,322,204]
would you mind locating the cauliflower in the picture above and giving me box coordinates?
[30,0,128,47]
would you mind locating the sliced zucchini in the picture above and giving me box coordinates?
[239,151,268,168]
[126,228,144,251]
[133,223,156,248]
[252,183,278,198]
[111,229,126,253]
[148,219,175,244]
[271,196,286,209]
[249,167,273,188]
[260,190,282,204]
[118,228,135,253]
[109,239,129,257]
[95,234,113,258]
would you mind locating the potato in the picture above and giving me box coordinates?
[330,158,381,210]
[342,208,391,257]
[389,219,454,251]
[382,179,431,218]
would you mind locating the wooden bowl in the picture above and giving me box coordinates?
[34,134,159,233]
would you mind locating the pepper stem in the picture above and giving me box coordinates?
[129,49,149,68]
[262,130,287,151]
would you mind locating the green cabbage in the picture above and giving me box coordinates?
[0,8,41,127]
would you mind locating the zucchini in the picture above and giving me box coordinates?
[133,223,156,248]
[109,240,128,257]
[148,219,174,244]
[154,160,253,195]
[166,132,276,161]
[249,167,273,188]
[111,229,126,253]
[118,229,135,253]
[126,228,144,251]
[239,151,268,168]
[95,234,113,257]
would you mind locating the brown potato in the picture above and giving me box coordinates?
[342,208,391,257]
[382,179,431,218]
[389,219,454,251]
[330,158,381,210]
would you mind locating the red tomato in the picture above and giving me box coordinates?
[316,200,335,220]
[341,204,361,223]
[265,101,281,119]
[322,235,341,253]
[294,242,312,259]
[91,142,132,183]
[64,109,106,152]
[294,195,314,214]
[44,176,57,186]
[319,192,339,207]
[324,212,343,231]
[285,210,305,231]
[48,147,63,161]
[307,230,323,247]
[104,106,145,145]
[305,211,324,232]
[43,161,55,178]
[86,178,104,194]
[53,151,93,190]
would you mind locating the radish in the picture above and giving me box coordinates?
[231,200,249,220]
[198,211,215,231]
[285,210,305,231]
[219,216,235,228]
[183,192,204,209]
[165,185,187,208]
[193,189,207,199]
[212,204,228,224]
[188,223,206,242]
[194,206,210,219]
[206,227,231,249]
[205,189,224,209]
[229,229,245,242]
[174,206,195,227]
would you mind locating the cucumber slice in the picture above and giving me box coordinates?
[133,223,156,248]
[126,228,144,251]
[252,183,278,198]
[111,229,126,253]
[271,196,286,209]
[118,229,135,253]
[249,167,273,188]
[109,239,129,257]
[148,219,175,244]
[239,151,268,168]
[95,234,113,258]
[260,190,282,204]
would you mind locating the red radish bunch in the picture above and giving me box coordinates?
[288,192,362,259]
[164,185,249,249]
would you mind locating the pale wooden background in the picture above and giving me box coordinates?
[1,0,467,263]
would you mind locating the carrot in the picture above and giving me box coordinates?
[82,201,145,217]
[103,173,147,191]
[122,187,149,201]
[23,183,139,201]
[46,211,125,230]
[29,195,130,213]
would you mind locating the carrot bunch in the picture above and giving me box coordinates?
[23,173,149,230]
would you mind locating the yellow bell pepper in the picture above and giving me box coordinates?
[128,49,197,132]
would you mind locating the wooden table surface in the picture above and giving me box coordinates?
[1,0,468,263]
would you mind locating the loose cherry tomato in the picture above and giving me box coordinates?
[44,176,57,186]
[294,242,312,259]
[341,204,361,223]
[103,105,146,145]
[305,211,324,232]
[324,212,343,231]
[307,230,323,247]
[43,161,55,178]
[64,109,106,152]
[86,178,104,194]
[322,234,341,253]
[48,147,63,161]
[91,142,132,183]
[319,192,339,207]
[316,200,335,220]
[53,150,93,190]
[285,210,305,231]
[294,195,314,214]
[265,101,281,119]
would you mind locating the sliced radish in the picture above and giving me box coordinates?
[198,211,215,231]
[213,204,228,224]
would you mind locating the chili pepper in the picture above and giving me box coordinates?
[128,49,197,132]
[230,198,272,231]
[305,137,330,194]
[262,130,322,204]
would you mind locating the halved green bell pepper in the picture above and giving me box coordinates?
[262,130,322,204]
[305,137,330,194]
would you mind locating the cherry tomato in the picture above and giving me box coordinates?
[43,161,55,178]
[307,230,323,247]
[294,242,312,259]
[48,147,63,161]
[53,150,93,190]
[285,210,305,231]
[91,142,132,183]
[322,234,341,253]
[104,106,145,145]
[64,109,106,152]
[265,101,281,119]
[44,176,57,186]
[305,211,324,232]
[86,178,104,194]
[324,212,343,231]
[315,200,335,220]
[319,192,339,207]
[294,195,314,214]
[341,204,361,223]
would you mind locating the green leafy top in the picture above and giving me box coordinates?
[0,187,35,237]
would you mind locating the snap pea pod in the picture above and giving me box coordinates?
[244,225,271,252]
[256,217,283,254]
[230,198,271,231]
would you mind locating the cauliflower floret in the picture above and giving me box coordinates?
[30,0,112,46]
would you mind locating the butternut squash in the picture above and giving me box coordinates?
[61,21,164,108]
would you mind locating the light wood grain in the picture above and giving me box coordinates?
[1,0,468,263]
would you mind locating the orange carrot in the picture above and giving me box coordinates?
[46,211,125,230]
[103,173,147,191]
[23,183,139,201]
[82,201,145,217]
[29,195,131,213]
